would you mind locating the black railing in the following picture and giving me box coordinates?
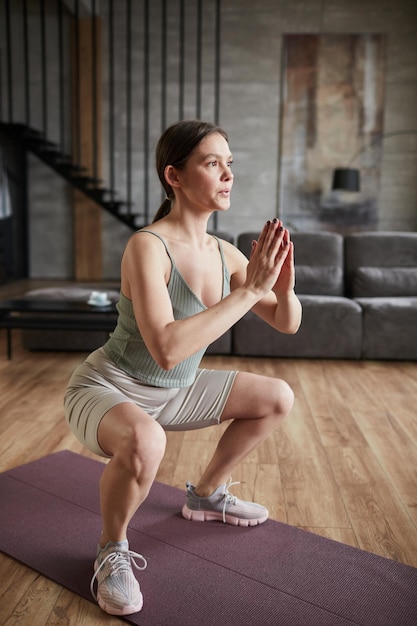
[0,0,222,228]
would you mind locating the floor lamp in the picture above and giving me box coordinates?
[331,130,417,192]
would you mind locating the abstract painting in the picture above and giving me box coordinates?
[279,34,386,232]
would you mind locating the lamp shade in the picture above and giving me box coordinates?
[332,168,360,191]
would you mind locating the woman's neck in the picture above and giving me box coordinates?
[155,207,212,246]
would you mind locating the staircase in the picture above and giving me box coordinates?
[0,122,141,231]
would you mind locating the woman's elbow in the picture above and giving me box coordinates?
[279,310,302,334]
[151,341,183,370]
[280,320,302,335]
[153,351,178,371]
[289,320,302,334]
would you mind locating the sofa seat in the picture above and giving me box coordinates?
[233,295,362,359]
[356,296,417,360]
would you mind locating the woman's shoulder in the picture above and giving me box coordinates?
[122,229,171,268]
[126,228,167,249]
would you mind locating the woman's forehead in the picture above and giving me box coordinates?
[193,132,231,158]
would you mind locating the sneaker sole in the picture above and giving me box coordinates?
[182,504,268,526]
[97,595,143,616]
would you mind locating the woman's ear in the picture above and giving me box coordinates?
[164,165,180,189]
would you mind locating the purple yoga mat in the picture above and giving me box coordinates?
[0,451,416,625]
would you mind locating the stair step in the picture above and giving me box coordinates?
[88,188,117,201]
[27,138,59,151]
[57,162,87,174]
[103,200,125,211]
[71,175,102,187]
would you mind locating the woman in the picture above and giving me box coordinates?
[64,119,302,616]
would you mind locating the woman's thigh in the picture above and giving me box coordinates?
[220,371,294,422]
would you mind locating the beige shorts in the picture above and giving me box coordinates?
[64,347,237,458]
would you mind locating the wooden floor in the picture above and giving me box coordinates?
[1,281,417,624]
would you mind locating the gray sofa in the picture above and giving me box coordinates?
[233,230,417,361]
[345,232,417,360]
[20,231,417,361]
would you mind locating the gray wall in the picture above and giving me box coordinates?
[2,0,417,279]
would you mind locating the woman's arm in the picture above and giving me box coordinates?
[122,222,293,370]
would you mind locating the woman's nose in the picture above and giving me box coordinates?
[222,166,233,180]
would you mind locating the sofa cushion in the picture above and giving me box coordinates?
[352,267,417,297]
[295,266,344,296]
[233,296,362,359]
[345,232,417,298]
[356,297,417,360]
[292,232,344,267]
[345,232,417,271]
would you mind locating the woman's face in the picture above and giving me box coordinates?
[175,132,234,213]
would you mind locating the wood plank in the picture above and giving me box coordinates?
[74,194,103,280]
[72,17,103,280]
[45,587,123,626]
[2,572,62,626]
[351,407,417,525]
[326,445,417,566]
[278,391,351,528]
[295,360,369,448]
[254,462,287,522]
[0,555,39,611]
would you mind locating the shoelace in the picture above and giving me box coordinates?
[90,548,147,601]
[221,477,241,523]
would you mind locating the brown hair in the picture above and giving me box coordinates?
[153,119,228,222]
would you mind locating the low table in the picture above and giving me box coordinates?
[0,299,118,359]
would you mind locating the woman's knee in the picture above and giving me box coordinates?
[265,378,294,421]
[249,375,294,418]
[121,420,167,479]
[100,407,167,478]
[222,373,294,423]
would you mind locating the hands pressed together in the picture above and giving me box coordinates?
[245,219,295,300]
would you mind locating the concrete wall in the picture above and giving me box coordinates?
[2,0,417,279]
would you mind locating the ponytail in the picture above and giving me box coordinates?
[152,198,172,223]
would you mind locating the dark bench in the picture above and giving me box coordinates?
[0,299,118,359]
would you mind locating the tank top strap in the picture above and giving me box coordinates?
[137,229,176,267]
[210,234,226,267]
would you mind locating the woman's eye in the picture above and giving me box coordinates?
[209,161,217,167]
[227,161,233,167]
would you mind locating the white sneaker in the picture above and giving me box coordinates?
[90,540,147,615]
[182,478,269,526]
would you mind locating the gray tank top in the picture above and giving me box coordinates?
[103,230,231,387]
